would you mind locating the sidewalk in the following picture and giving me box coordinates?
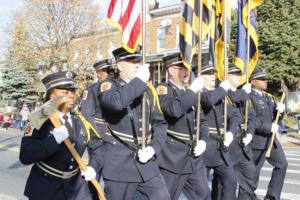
[280,132,300,148]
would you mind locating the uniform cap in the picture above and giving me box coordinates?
[228,63,242,75]
[42,71,77,91]
[112,46,142,62]
[191,54,215,74]
[163,52,186,69]
[250,67,268,81]
[93,59,113,72]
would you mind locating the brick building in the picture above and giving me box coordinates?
[69,3,209,86]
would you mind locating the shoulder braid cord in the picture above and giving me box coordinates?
[225,96,233,105]
[265,92,275,102]
[146,83,163,114]
[75,111,101,144]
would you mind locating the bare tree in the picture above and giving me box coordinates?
[9,0,101,71]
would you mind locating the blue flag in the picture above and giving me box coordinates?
[234,0,264,83]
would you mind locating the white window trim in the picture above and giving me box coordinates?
[157,27,166,52]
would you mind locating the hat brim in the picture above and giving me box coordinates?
[54,84,77,90]
[251,77,268,81]
[119,56,142,62]
[96,65,113,72]
[166,62,186,69]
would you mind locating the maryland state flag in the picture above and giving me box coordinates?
[180,0,212,70]
[234,0,264,83]
[107,0,141,53]
[210,0,231,81]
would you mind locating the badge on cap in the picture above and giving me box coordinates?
[136,45,141,53]
[66,71,73,79]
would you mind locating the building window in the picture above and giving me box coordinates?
[157,27,166,51]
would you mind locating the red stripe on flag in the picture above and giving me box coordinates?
[127,16,140,48]
[119,0,136,30]
[107,0,117,18]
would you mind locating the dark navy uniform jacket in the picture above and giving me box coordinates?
[80,81,106,136]
[98,77,167,182]
[156,81,208,174]
[19,113,103,200]
[228,89,256,164]
[250,89,281,150]
[201,87,240,167]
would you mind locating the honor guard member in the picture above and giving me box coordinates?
[19,71,103,200]
[80,58,114,135]
[98,47,171,200]
[156,53,210,200]
[200,62,240,200]
[212,64,257,200]
[80,59,113,199]
[250,68,288,200]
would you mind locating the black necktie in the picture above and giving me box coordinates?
[63,115,74,140]
[262,92,269,103]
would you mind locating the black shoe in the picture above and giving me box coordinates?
[264,195,276,200]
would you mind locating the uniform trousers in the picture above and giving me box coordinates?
[252,143,288,200]
[160,166,210,200]
[208,163,237,200]
[212,148,257,200]
[235,155,257,200]
[104,173,170,200]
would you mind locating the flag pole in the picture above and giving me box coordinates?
[223,0,229,136]
[243,0,251,132]
[141,0,147,150]
[195,0,204,148]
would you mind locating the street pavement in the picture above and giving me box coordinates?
[1,129,300,200]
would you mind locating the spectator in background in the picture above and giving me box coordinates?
[0,112,5,130]
[0,113,3,123]
[1,113,12,130]
[13,110,22,130]
[20,104,30,133]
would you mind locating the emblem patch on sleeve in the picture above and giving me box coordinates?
[100,82,112,92]
[156,85,168,95]
[82,90,88,100]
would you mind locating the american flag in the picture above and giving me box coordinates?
[107,0,141,53]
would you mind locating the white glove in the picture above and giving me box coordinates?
[223,131,233,147]
[138,146,155,163]
[276,102,285,113]
[193,140,206,156]
[220,80,230,91]
[190,77,204,93]
[52,125,69,144]
[136,64,150,82]
[242,133,253,146]
[81,166,96,181]
[242,83,252,94]
[271,123,279,133]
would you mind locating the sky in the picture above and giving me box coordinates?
[0,0,237,51]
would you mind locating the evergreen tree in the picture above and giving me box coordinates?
[1,59,38,103]
[257,0,300,91]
